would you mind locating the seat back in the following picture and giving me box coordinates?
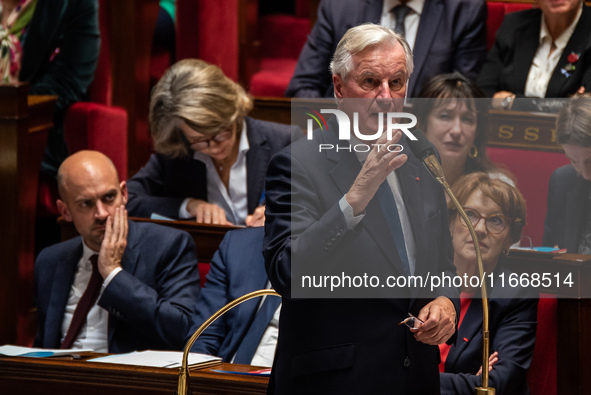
[487,147,570,246]
[527,295,557,395]
[486,2,533,51]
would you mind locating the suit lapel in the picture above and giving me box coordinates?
[324,124,409,277]
[546,8,591,97]
[513,16,541,94]
[362,0,383,24]
[445,298,483,370]
[45,240,83,347]
[411,0,443,96]
[565,178,588,252]
[20,0,65,81]
[245,118,270,213]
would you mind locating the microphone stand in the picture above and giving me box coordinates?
[415,143,494,394]
[176,289,280,395]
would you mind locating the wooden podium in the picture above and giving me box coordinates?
[0,84,56,344]
[0,354,268,394]
[504,250,591,395]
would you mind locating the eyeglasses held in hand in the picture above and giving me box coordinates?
[398,313,424,330]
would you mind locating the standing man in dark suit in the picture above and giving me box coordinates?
[544,96,591,254]
[285,0,487,98]
[34,150,200,353]
[188,227,280,367]
[265,24,459,393]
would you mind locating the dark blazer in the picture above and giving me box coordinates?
[285,0,487,98]
[188,228,270,361]
[478,6,591,98]
[21,0,100,175]
[543,164,590,252]
[127,117,296,221]
[263,117,460,394]
[440,267,538,395]
[34,221,200,353]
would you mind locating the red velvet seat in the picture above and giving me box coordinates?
[487,147,570,246]
[527,295,557,395]
[486,2,533,50]
[249,14,310,96]
[37,0,128,217]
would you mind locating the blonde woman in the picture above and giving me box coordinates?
[127,59,297,226]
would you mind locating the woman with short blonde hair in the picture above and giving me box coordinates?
[127,59,295,226]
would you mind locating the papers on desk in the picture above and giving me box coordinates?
[88,350,222,369]
[511,246,567,253]
[0,345,93,358]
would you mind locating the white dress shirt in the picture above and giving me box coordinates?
[230,284,281,368]
[339,145,418,275]
[525,3,582,98]
[180,121,250,225]
[381,0,425,50]
[60,241,121,352]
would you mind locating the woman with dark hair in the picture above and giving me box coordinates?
[416,73,512,187]
[440,172,538,395]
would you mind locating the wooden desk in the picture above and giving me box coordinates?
[0,355,268,394]
[503,250,591,395]
[59,217,240,264]
[0,84,56,344]
[252,97,565,153]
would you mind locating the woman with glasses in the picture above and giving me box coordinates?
[416,73,513,188]
[439,172,538,395]
[127,59,297,226]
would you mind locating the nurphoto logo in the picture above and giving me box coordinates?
[305,108,417,153]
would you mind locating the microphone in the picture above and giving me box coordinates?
[407,129,447,186]
[408,129,495,395]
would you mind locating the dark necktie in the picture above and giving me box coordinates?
[578,184,591,255]
[61,254,102,349]
[233,295,281,365]
[376,180,411,276]
[392,4,411,36]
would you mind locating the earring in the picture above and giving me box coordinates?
[468,145,478,159]
[502,248,510,256]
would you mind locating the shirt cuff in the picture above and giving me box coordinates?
[339,195,365,229]
[103,267,123,288]
[179,198,192,219]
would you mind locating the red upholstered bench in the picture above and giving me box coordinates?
[487,147,570,246]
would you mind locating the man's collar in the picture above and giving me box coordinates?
[382,0,425,17]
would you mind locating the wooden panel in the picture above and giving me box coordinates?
[0,84,56,344]
[503,250,591,395]
[107,0,159,177]
[486,110,562,152]
[253,97,566,153]
[0,356,267,394]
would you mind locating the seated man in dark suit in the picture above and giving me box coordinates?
[188,227,279,367]
[285,0,487,98]
[34,150,200,353]
[544,95,591,254]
